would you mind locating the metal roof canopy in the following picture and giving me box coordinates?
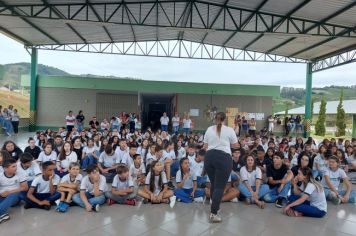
[0,0,355,72]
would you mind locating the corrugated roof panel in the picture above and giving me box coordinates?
[2,0,43,5]
[328,6,356,27]
[182,30,206,43]
[246,34,295,53]
[224,32,259,49]
[203,31,236,46]
[227,0,266,10]
[103,24,135,42]
[260,0,306,15]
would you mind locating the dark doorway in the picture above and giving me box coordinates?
[141,93,174,132]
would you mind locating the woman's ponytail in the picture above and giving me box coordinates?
[215,112,226,137]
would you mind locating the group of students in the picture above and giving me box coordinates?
[0,105,20,136]
[0,124,356,224]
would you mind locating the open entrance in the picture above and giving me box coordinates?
[141,93,175,131]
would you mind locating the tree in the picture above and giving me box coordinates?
[311,97,316,124]
[315,97,327,136]
[336,89,346,136]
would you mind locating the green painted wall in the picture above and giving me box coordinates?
[35,75,280,97]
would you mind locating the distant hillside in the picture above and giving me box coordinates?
[273,85,356,114]
[0,63,70,90]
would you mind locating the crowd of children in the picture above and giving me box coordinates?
[0,119,356,224]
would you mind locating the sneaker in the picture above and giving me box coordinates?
[124,199,136,206]
[209,199,212,205]
[331,195,341,205]
[230,197,239,203]
[194,197,204,203]
[23,203,32,209]
[209,213,222,223]
[107,199,116,206]
[61,202,70,212]
[169,196,176,208]
[167,181,175,190]
[92,204,100,212]
[0,213,10,224]
[43,205,51,211]
[143,199,150,204]
[275,198,284,208]
[56,202,64,212]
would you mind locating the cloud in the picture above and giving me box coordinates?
[0,33,355,88]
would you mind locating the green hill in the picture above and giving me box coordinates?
[0,63,70,90]
[273,85,356,114]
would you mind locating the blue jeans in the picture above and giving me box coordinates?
[324,188,356,203]
[105,191,136,204]
[161,125,168,132]
[263,182,291,202]
[231,172,239,182]
[174,188,205,203]
[111,125,119,131]
[238,183,270,200]
[171,161,180,178]
[197,176,207,187]
[0,192,20,215]
[3,120,13,134]
[76,123,84,132]
[183,128,190,135]
[288,195,326,218]
[23,192,61,209]
[73,192,106,208]
[173,125,179,133]
[81,155,98,169]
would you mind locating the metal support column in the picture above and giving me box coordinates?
[29,48,38,132]
[304,62,313,138]
[352,115,356,138]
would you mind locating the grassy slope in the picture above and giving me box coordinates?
[0,90,29,117]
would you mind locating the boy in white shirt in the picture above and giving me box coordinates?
[105,164,136,206]
[0,158,28,223]
[24,161,61,210]
[72,164,107,212]
[17,153,41,185]
[98,145,119,183]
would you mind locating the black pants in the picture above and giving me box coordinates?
[67,125,74,132]
[11,121,19,134]
[204,149,233,214]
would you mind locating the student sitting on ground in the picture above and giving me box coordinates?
[174,157,204,203]
[190,149,206,188]
[105,164,136,206]
[24,137,41,160]
[37,143,57,166]
[322,155,356,204]
[129,154,146,186]
[0,158,28,223]
[205,175,239,203]
[17,153,41,185]
[56,163,82,212]
[138,161,175,206]
[24,161,61,210]
[283,167,327,218]
[98,145,119,183]
[72,164,107,212]
[263,151,293,208]
[238,154,269,209]
[81,139,99,170]
[56,141,78,178]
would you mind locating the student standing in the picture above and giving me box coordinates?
[65,111,76,132]
[76,110,85,132]
[10,109,20,135]
[172,113,180,133]
[203,112,238,223]
[160,112,169,132]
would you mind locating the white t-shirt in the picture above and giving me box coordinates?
[146,152,157,166]
[187,153,196,164]
[177,147,186,160]
[99,152,119,168]
[60,173,83,186]
[172,117,180,127]
[80,175,107,194]
[137,147,148,157]
[203,125,238,155]
[163,150,176,160]
[190,159,204,177]
[31,174,60,193]
[119,153,134,168]
[17,162,41,182]
[57,152,78,169]
[176,170,196,189]
[0,166,3,175]
[0,172,27,193]
[66,115,76,126]
[115,147,129,161]
[313,154,328,173]
[83,146,97,156]
[322,168,347,191]
[37,151,57,163]
[290,154,299,167]
[240,166,262,187]
[112,175,134,189]
[145,171,168,195]
[182,119,192,129]
[160,116,169,125]
[300,182,327,212]
[129,163,146,180]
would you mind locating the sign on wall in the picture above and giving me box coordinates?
[189,109,199,117]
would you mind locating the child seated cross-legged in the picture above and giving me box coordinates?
[105,164,136,206]
[17,153,42,186]
[0,158,28,223]
[56,163,82,212]
[205,174,239,203]
[98,145,119,183]
[174,157,205,203]
[129,154,146,187]
[138,161,175,207]
[283,167,327,218]
[24,161,61,210]
[72,164,107,212]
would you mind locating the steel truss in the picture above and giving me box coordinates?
[27,40,307,63]
[0,1,355,39]
[312,47,356,72]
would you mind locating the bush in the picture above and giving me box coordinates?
[315,97,326,136]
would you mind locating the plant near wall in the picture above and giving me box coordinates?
[336,89,346,136]
[315,97,327,136]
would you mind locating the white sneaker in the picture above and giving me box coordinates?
[169,196,176,208]
[210,199,212,205]
[194,197,204,203]
[92,204,100,212]
[0,213,10,224]
[230,197,239,203]
[209,213,222,223]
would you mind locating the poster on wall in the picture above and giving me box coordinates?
[189,109,199,117]
[246,113,265,120]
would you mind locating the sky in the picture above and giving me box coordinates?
[0,33,355,88]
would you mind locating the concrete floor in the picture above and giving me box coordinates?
[1,133,356,236]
